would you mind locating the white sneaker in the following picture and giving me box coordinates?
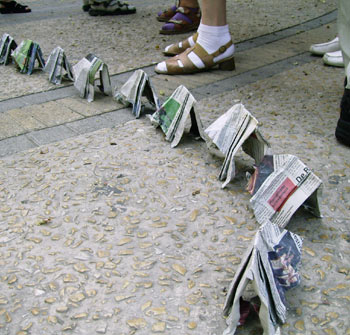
[323,50,344,67]
[310,37,340,56]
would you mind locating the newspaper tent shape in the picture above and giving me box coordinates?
[149,85,206,148]
[248,154,322,228]
[44,46,74,85]
[205,103,270,188]
[223,221,303,335]
[0,33,17,65]
[114,69,160,118]
[11,39,45,75]
[73,53,112,102]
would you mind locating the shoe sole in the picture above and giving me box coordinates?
[335,118,350,147]
[156,17,170,22]
[323,60,344,67]
[163,51,180,56]
[155,56,235,75]
[89,8,136,16]
[159,23,199,35]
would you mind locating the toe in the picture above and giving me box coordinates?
[155,61,167,73]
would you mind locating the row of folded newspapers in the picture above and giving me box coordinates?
[0,33,112,102]
[115,70,322,335]
[116,69,322,217]
[2,33,322,335]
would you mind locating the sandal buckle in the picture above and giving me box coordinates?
[219,46,227,53]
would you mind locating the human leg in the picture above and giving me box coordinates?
[156,0,235,74]
[336,0,350,146]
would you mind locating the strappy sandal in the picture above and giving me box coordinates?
[163,32,198,56]
[0,0,31,14]
[89,0,136,16]
[160,6,200,35]
[157,4,177,22]
[155,40,235,75]
[82,0,90,12]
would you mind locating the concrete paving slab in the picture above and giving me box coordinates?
[100,108,137,125]
[27,101,83,127]
[66,114,118,135]
[75,95,122,113]
[0,112,26,139]
[5,107,47,131]
[26,124,78,145]
[0,133,36,157]
[0,96,31,113]
[58,97,109,117]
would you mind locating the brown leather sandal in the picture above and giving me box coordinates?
[159,6,201,35]
[163,32,198,56]
[156,40,235,75]
[157,4,177,22]
[0,0,31,14]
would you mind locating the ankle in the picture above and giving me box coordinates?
[197,24,232,55]
[179,0,199,9]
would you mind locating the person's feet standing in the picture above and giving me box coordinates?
[155,0,235,75]
[85,0,136,16]
[0,0,31,14]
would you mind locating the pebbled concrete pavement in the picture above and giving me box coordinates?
[0,1,349,335]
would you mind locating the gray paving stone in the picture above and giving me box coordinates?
[5,107,46,131]
[47,85,77,100]
[28,101,83,126]
[0,134,36,157]
[100,108,136,125]
[20,90,57,106]
[58,97,105,117]
[66,114,114,134]
[25,124,78,145]
[0,97,31,113]
[0,113,26,139]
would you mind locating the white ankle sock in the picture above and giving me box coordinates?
[197,23,232,54]
[188,23,234,69]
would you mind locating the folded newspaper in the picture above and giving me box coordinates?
[0,33,17,65]
[114,69,160,118]
[44,46,74,85]
[223,221,303,335]
[73,54,112,102]
[205,103,270,188]
[148,85,206,148]
[247,154,322,228]
[11,39,45,75]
